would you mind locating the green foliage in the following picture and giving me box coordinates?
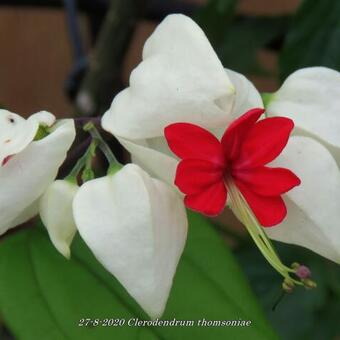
[195,0,237,47]
[280,0,340,80]
[237,242,340,340]
[218,17,289,74]
[0,213,277,340]
[195,0,289,75]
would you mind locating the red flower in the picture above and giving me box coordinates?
[164,108,301,227]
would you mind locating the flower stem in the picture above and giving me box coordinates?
[83,122,121,166]
[261,92,275,109]
[65,138,98,183]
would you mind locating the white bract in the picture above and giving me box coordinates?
[265,67,340,264]
[268,136,340,263]
[0,111,75,235]
[40,180,78,259]
[0,110,55,166]
[266,67,340,167]
[102,14,262,185]
[73,164,187,319]
[102,14,340,264]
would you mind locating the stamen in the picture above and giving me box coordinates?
[225,179,316,291]
[292,263,311,279]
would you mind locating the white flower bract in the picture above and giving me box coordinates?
[0,115,75,235]
[102,14,262,186]
[102,15,340,264]
[73,164,188,319]
[40,180,78,259]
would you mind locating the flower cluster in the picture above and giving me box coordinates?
[1,14,339,319]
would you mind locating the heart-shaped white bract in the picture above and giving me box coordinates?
[102,14,262,186]
[40,180,78,259]
[73,164,188,319]
[0,118,75,235]
[102,14,235,140]
[267,136,340,264]
[263,67,340,264]
[267,67,340,166]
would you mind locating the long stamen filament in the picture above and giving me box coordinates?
[242,201,294,273]
[226,179,302,285]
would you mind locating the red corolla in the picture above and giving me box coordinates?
[164,108,301,227]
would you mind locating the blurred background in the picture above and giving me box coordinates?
[0,0,339,339]
[0,0,300,118]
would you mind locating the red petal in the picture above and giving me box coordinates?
[235,180,287,227]
[164,123,224,165]
[221,108,265,161]
[184,182,227,216]
[232,166,301,197]
[234,117,294,169]
[175,159,224,195]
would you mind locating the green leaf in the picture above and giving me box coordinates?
[237,241,340,340]
[195,0,237,47]
[195,1,289,75]
[306,300,340,340]
[218,17,289,75]
[280,0,340,80]
[0,213,277,340]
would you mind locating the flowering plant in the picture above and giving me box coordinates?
[0,9,339,339]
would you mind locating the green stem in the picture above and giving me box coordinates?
[83,122,121,166]
[66,139,98,182]
[261,92,275,109]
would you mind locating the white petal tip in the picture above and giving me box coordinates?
[29,111,56,127]
[55,242,71,259]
